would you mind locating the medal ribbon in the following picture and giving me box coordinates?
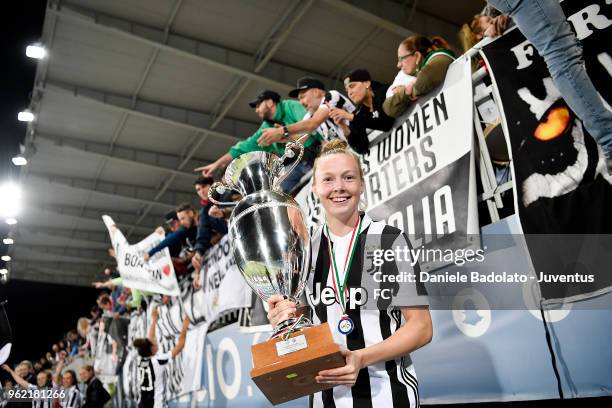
[325,215,362,314]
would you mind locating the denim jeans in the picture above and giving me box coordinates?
[488,0,612,157]
[280,160,311,193]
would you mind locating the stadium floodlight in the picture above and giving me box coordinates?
[17,110,34,122]
[2,239,13,245]
[0,183,22,220]
[26,44,47,59]
[0,269,7,275]
[5,219,17,225]
[11,156,27,166]
[0,256,10,262]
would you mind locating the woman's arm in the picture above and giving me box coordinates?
[358,307,432,367]
[316,306,432,385]
[147,305,158,346]
[412,55,453,97]
[1,365,33,389]
[54,352,66,385]
[383,85,415,119]
[171,318,190,358]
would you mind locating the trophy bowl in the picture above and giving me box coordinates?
[230,189,312,336]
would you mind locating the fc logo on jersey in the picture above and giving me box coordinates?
[308,282,368,309]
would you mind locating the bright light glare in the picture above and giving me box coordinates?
[26,44,46,59]
[0,183,22,219]
[5,218,17,225]
[0,256,11,262]
[17,111,34,122]
[0,269,7,275]
[11,156,27,166]
[2,238,13,245]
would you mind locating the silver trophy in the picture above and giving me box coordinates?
[208,143,311,337]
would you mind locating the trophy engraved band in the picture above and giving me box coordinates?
[209,143,344,405]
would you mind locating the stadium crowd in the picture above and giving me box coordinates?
[3,0,612,406]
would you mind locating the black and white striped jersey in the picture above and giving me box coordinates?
[25,384,54,408]
[303,90,356,142]
[138,352,171,408]
[305,213,428,408]
[60,385,82,408]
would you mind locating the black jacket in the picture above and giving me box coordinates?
[348,81,395,154]
[84,377,111,408]
[194,201,228,256]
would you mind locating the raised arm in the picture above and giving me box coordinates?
[1,364,32,389]
[53,352,66,385]
[92,280,114,289]
[195,153,234,178]
[170,318,190,358]
[147,305,158,346]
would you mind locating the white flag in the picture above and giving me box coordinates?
[102,215,180,296]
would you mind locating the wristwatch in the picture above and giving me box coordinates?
[282,125,289,138]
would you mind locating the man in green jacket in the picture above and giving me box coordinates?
[197,90,321,192]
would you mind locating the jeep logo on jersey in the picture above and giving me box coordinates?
[308,282,368,309]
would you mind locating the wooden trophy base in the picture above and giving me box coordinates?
[250,322,344,405]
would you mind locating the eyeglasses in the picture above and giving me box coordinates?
[398,51,416,63]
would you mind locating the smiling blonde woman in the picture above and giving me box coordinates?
[267,140,432,408]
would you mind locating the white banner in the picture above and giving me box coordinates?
[121,234,251,400]
[199,234,251,322]
[102,215,180,296]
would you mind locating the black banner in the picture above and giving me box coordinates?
[481,0,612,302]
[481,0,612,233]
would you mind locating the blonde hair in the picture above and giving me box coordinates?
[77,317,90,338]
[459,15,489,71]
[312,140,364,182]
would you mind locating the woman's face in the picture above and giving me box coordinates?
[62,372,75,388]
[397,44,420,75]
[313,153,363,222]
[16,365,28,378]
[344,80,369,106]
[79,368,92,383]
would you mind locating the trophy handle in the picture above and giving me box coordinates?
[208,181,239,206]
[272,142,304,190]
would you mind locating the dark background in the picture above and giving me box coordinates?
[1,0,99,372]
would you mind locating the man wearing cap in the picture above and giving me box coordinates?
[258,77,355,146]
[328,69,395,154]
[155,211,182,258]
[197,90,321,192]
